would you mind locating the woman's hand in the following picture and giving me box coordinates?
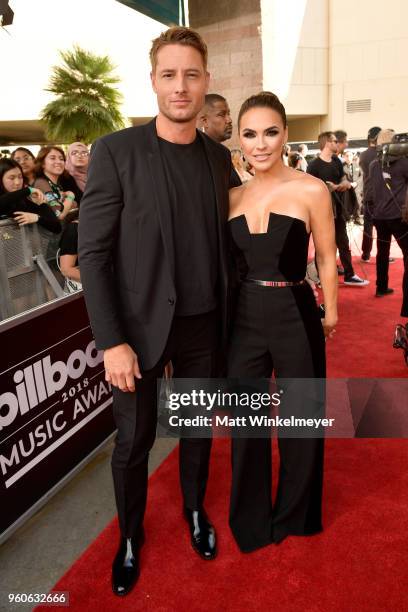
[63,198,77,212]
[59,196,77,221]
[28,188,46,205]
[13,211,39,226]
[322,315,337,339]
[62,190,75,200]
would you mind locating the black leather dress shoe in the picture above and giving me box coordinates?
[375,288,394,297]
[112,531,144,596]
[184,508,217,560]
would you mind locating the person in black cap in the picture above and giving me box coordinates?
[359,127,381,261]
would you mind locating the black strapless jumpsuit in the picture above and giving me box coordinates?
[227,212,326,552]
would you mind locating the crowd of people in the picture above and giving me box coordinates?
[1,94,407,317]
[0,142,88,291]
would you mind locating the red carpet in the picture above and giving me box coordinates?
[37,258,408,612]
[327,256,407,377]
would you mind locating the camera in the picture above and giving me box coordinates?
[377,132,408,168]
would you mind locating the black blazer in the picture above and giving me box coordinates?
[78,119,237,370]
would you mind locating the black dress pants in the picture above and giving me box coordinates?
[111,310,218,537]
[334,211,354,279]
[374,218,408,316]
[361,208,374,259]
[228,283,325,552]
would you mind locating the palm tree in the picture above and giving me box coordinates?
[40,46,127,144]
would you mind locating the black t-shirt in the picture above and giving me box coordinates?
[59,222,78,261]
[307,155,345,214]
[307,155,344,184]
[159,135,218,316]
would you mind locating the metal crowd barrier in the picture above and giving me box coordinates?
[0,218,65,321]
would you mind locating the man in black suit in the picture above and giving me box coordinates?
[79,27,239,596]
[197,93,233,143]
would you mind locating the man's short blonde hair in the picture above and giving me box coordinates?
[376,129,395,147]
[150,27,208,72]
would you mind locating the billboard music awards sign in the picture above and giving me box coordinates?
[0,296,115,540]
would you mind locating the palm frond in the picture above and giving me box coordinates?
[41,45,127,143]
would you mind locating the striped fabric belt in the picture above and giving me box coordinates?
[245,278,306,287]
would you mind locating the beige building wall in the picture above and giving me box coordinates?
[261,0,329,117]
[189,0,262,147]
[190,0,330,144]
[260,0,408,142]
[327,0,408,139]
[287,117,324,143]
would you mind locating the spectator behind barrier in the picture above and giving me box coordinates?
[0,158,61,234]
[65,142,89,202]
[11,147,36,185]
[58,208,81,292]
[33,146,78,222]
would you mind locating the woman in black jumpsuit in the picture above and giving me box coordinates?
[227,92,338,552]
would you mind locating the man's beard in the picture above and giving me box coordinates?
[160,106,199,124]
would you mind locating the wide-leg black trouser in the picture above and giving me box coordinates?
[228,282,326,552]
[111,311,218,538]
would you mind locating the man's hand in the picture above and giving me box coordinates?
[104,343,142,392]
[336,180,352,192]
